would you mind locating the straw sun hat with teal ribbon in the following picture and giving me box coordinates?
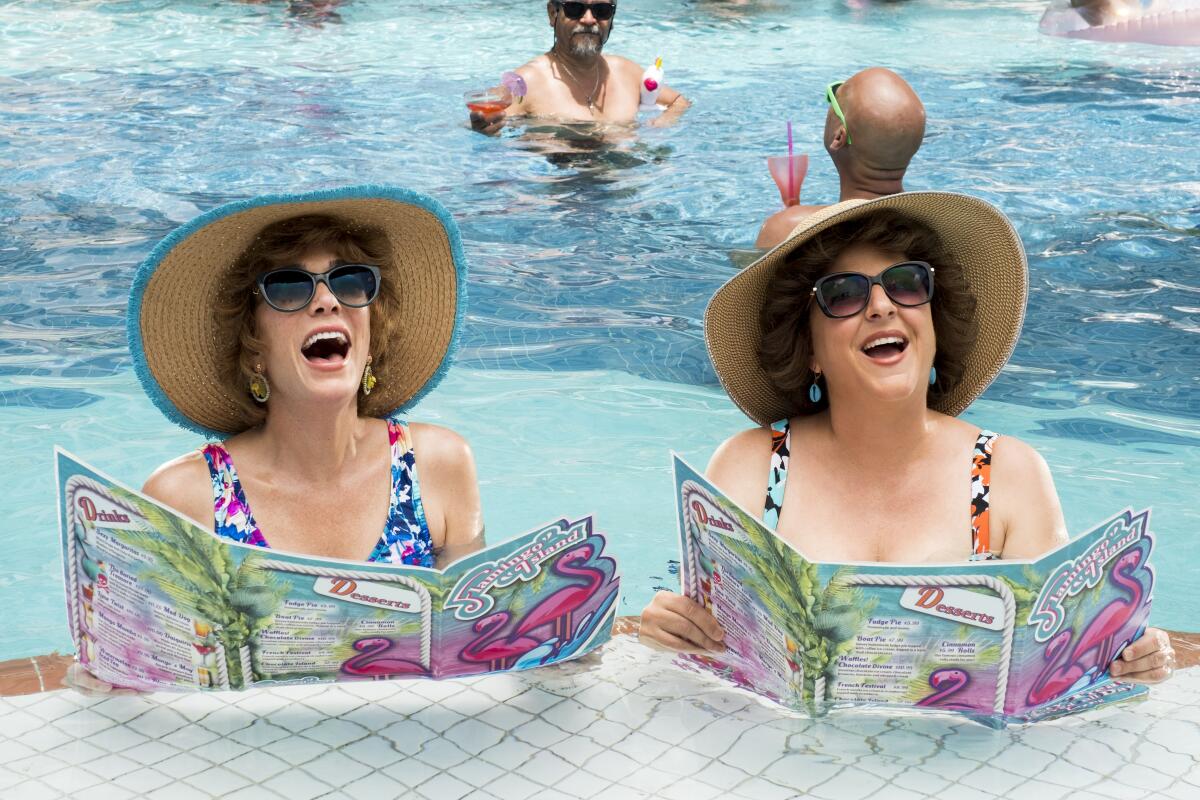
[128,185,467,437]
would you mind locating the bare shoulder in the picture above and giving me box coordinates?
[709,425,774,466]
[755,205,826,249]
[516,56,553,86]
[408,423,483,556]
[706,425,775,512]
[990,434,1063,515]
[604,54,643,77]
[510,57,553,115]
[991,434,1069,559]
[142,450,214,528]
[409,422,475,470]
[991,434,1052,479]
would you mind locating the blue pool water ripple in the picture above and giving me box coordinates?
[0,0,1198,657]
[0,388,99,410]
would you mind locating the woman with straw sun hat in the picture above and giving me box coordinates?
[639,191,1175,684]
[131,186,483,567]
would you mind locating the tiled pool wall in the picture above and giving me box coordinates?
[1,636,1198,800]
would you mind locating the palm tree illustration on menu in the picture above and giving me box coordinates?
[719,504,876,710]
[105,486,291,689]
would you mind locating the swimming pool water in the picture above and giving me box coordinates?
[1,0,1198,660]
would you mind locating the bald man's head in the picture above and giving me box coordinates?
[825,68,925,173]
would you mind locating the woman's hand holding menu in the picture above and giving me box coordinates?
[1110,627,1177,684]
[639,591,727,654]
[62,663,139,696]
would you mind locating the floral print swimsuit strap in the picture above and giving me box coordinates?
[762,420,999,561]
[201,415,434,567]
[201,441,268,549]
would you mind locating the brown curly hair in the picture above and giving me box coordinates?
[212,215,401,426]
[758,209,978,415]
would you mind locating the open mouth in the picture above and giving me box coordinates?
[302,330,350,363]
[861,335,909,360]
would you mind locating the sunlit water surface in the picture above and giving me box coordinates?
[1,0,1197,659]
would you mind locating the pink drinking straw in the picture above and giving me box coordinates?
[786,121,794,204]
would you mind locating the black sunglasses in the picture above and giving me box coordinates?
[811,261,935,319]
[254,264,381,312]
[554,1,616,22]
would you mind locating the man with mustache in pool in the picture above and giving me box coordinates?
[755,68,926,249]
[469,1,689,134]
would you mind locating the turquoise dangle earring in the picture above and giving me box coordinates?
[929,366,937,386]
[808,371,823,404]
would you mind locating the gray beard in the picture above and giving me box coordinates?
[569,31,602,57]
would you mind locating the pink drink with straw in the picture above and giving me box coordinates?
[768,121,809,207]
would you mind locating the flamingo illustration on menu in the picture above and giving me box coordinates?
[460,612,542,671]
[454,542,617,672]
[1027,547,1150,705]
[916,668,973,710]
[340,637,429,679]
[1065,549,1148,677]
[512,544,607,640]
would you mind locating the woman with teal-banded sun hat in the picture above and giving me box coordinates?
[639,191,1176,684]
[129,185,484,568]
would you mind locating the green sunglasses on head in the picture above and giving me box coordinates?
[825,81,852,145]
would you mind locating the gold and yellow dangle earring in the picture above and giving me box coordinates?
[249,364,270,404]
[361,356,377,396]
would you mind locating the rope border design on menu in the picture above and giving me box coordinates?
[62,476,145,669]
[215,642,231,689]
[679,481,704,601]
[845,574,1016,715]
[239,645,254,687]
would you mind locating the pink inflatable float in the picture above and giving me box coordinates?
[1040,0,1200,45]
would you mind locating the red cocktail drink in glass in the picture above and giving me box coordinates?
[464,88,511,116]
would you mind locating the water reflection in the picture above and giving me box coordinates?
[685,0,784,22]
[236,0,348,27]
[996,64,1200,106]
[0,2,1196,418]
[508,121,674,180]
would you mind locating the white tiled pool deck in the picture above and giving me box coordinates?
[1,636,1197,800]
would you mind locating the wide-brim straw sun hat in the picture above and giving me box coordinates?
[128,185,467,437]
[706,191,1027,426]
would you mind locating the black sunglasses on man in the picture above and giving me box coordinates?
[553,1,616,22]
